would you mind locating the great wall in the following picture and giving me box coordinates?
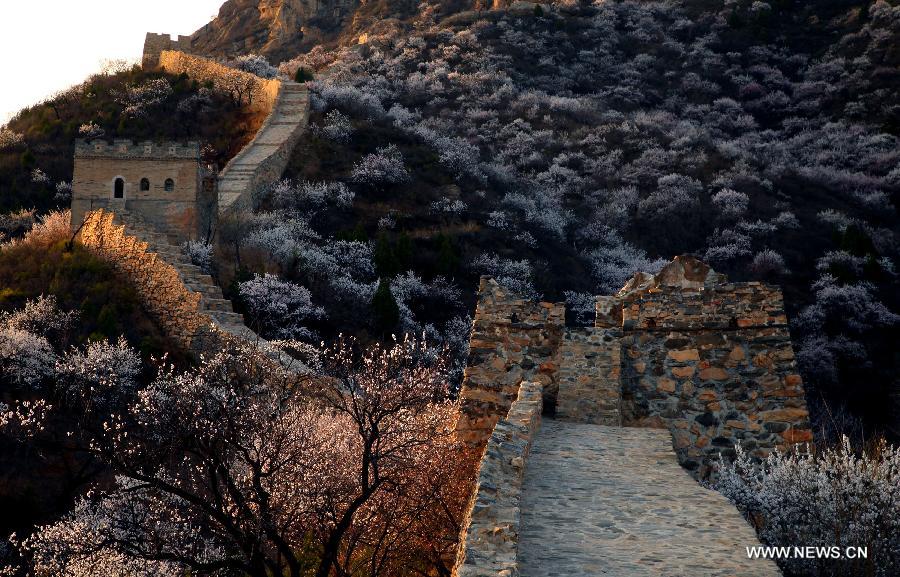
[72,37,308,360]
[453,256,809,576]
[66,33,813,577]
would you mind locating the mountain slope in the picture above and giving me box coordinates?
[220,0,900,438]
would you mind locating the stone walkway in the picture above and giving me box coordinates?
[519,420,781,577]
[217,81,309,213]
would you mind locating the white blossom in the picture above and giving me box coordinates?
[239,274,325,340]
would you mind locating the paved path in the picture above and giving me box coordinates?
[217,81,309,213]
[519,420,781,577]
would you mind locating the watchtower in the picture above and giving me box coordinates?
[71,139,216,243]
[143,32,194,68]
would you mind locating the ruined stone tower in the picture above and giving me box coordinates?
[457,255,812,479]
[71,140,216,243]
[142,32,195,68]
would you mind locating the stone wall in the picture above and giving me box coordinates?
[216,82,308,215]
[453,381,543,577]
[78,209,308,372]
[142,32,194,68]
[156,50,282,116]
[457,256,813,479]
[556,328,622,425]
[615,263,810,478]
[71,140,210,244]
[78,209,209,351]
[456,277,564,452]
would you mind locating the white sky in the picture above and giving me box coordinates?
[0,1,226,124]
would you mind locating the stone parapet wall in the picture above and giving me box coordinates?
[620,282,788,331]
[456,277,564,451]
[216,83,309,216]
[78,209,207,351]
[157,50,282,116]
[77,209,306,373]
[75,139,199,160]
[453,381,543,577]
[143,32,193,68]
[621,325,809,478]
[556,328,623,425]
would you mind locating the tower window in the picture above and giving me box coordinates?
[164,178,175,192]
[140,178,150,191]
[114,178,125,199]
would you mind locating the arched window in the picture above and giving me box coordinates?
[140,178,150,191]
[114,177,125,199]
[164,178,175,192]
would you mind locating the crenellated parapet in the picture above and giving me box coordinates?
[74,139,200,160]
[455,277,564,452]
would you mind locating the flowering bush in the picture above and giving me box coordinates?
[350,144,410,186]
[231,54,278,79]
[318,109,353,143]
[56,338,142,412]
[30,169,50,185]
[716,438,900,577]
[181,240,213,274]
[238,273,326,340]
[77,122,104,139]
[116,78,173,118]
[0,128,24,150]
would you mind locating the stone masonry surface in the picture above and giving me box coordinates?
[142,32,193,68]
[518,419,781,577]
[556,328,622,426]
[457,255,812,479]
[156,50,283,116]
[456,278,564,453]
[454,381,543,577]
[78,209,305,371]
[70,140,211,244]
[78,48,311,360]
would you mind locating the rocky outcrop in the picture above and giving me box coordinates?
[189,0,361,61]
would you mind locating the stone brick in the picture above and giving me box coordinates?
[672,366,695,378]
[781,428,814,443]
[760,408,809,422]
[458,255,811,484]
[657,378,677,393]
[668,349,700,362]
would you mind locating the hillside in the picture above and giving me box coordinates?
[0,64,261,214]
[0,214,191,544]
[2,1,900,576]
[204,0,900,438]
[0,2,897,438]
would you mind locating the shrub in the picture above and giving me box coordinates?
[238,273,325,340]
[232,54,278,79]
[294,67,314,83]
[716,438,900,577]
[350,144,410,186]
[181,240,213,274]
[750,249,788,277]
[372,278,400,335]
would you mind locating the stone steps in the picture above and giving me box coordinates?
[217,80,309,213]
[112,212,244,320]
